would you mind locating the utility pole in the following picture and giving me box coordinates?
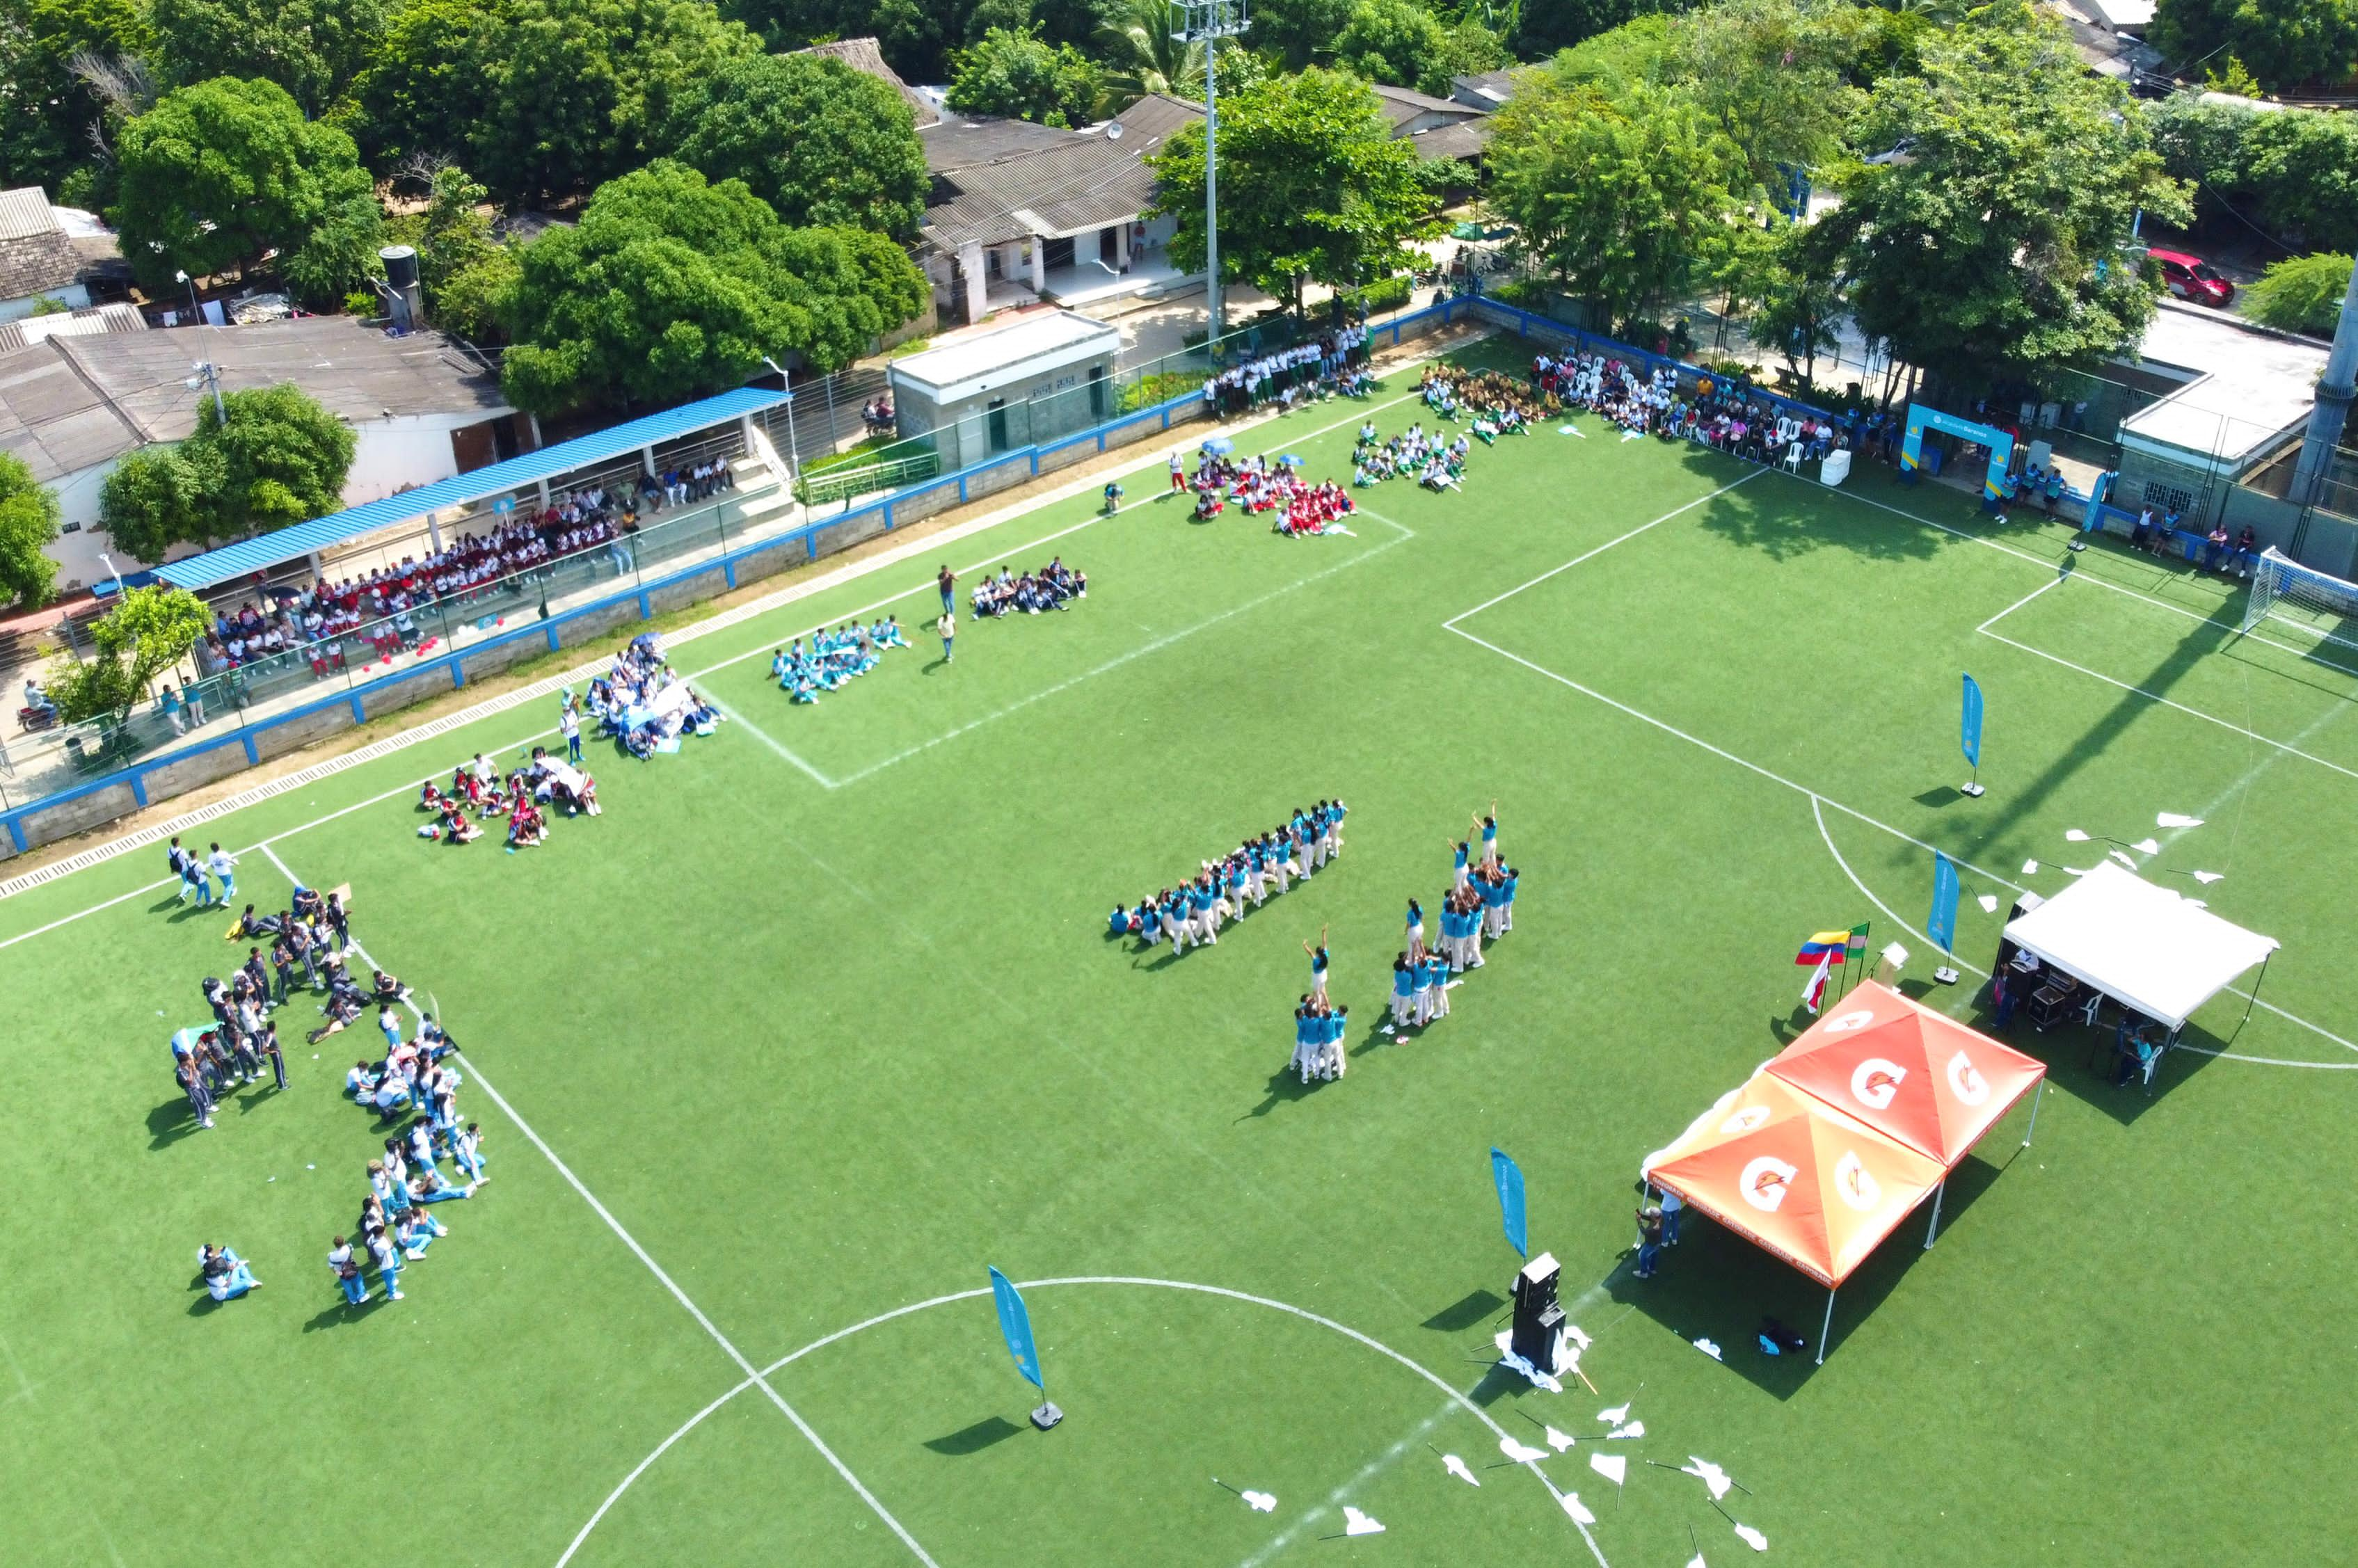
[1174,0,1249,345]
[187,360,225,424]
[2288,258,2358,517]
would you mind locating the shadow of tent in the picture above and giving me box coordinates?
[1950,989,2219,1127]
[923,1415,1024,1456]
[1607,1151,2011,1399]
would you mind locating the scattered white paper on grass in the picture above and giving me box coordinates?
[1607,1421,1645,1440]
[1565,1324,1592,1351]
[2193,870,2224,884]
[1694,1336,1723,1361]
[1343,1507,1385,1537]
[2022,860,2040,875]
[2133,838,2162,855]
[1242,1489,1277,1513]
[1560,1493,1597,1525]
[1733,1523,1769,1552]
[1687,1555,1708,1568]
[1588,1453,1626,1485]
[2108,850,2140,870]
[1500,1437,1551,1464]
[1443,1453,1481,1487]
[1596,1402,1630,1425]
[1559,425,1584,437]
[2064,829,2091,842]
[1682,1458,1734,1501]
[2157,813,2204,829]
[2063,866,2090,877]
[1545,1425,1577,1453]
[1977,894,2000,914]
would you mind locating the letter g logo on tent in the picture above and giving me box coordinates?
[1822,1009,1876,1036]
[1719,1104,1772,1136]
[1833,1151,1881,1211]
[1739,1156,1799,1212]
[1946,1050,1991,1106]
[1850,1057,1908,1110]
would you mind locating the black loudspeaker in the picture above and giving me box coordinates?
[1510,1252,1565,1372]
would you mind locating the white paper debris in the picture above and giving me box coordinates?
[1977,894,1999,913]
[1559,425,1584,437]
[2064,829,2090,842]
[2192,870,2224,884]
[1500,1437,1551,1464]
[1564,1324,1592,1351]
[1545,1425,1577,1453]
[1596,1402,1630,1425]
[2133,838,2161,855]
[1694,1336,1723,1361]
[1242,1490,1276,1513]
[2157,813,2204,829]
[1443,1453,1481,1487]
[1687,1555,1708,1568]
[2022,860,2040,874]
[1607,1421,1645,1440]
[1733,1524,1768,1552]
[1682,1458,1734,1501]
[1344,1506,1385,1537]
[1560,1493,1597,1525]
[1588,1453,1626,1485]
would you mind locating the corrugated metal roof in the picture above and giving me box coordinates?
[154,385,789,590]
[920,101,1200,251]
[0,301,145,355]
[0,188,58,243]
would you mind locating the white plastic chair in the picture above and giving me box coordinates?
[1783,442,1804,473]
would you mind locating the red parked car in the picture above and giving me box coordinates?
[2149,248,2236,307]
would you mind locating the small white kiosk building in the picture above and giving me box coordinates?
[888,310,1122,474]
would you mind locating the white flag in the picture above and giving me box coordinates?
[1560,1492,1597,1525]
[1343,1507,1385,1537]
[1588,1453,1627,1485]
[1801,952,1832,1015]
[1442,1453,1481,1487]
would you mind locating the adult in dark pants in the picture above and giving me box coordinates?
[937,565,956,616]
[177,1054,216,1130]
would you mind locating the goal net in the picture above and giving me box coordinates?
[2240,546,2358,665]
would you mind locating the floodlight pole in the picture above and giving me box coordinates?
[1177,0,1250,345]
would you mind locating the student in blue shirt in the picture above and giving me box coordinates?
[1447,837,1470,893]
[1303,926,1330,1003]
[1426,952,1452,1019]
[1406,898,1425,957]
[1410,954,1434,1026]
[1500,864,1518,933]
[1474,802,1499,867]
[1390,954,1415,1028]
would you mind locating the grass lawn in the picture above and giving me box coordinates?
[4,337,2354,1567]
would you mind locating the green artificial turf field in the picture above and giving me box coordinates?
[5,337,2355,1567]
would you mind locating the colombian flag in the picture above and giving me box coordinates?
[1794,930,1851,966]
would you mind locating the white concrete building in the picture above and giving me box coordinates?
[888,310,1122,472]
[0,315,522,590]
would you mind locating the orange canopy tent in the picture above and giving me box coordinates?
[1765,980,2048,1171]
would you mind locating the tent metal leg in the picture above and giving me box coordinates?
[1922,1179,1945,1249]
[2021,1078,2046,1147]
[1816,1288,1836,1366]
[2233,950,2273,1037]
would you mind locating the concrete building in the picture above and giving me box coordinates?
[0,315,523,590]
[888,310,1121,472]
[918,96,1205,325]
[0,188,91,321]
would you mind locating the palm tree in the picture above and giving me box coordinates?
[1094,0,1205,111]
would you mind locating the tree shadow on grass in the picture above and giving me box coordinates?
[1680,455,1952,565]
[923,1416,1024,1456]
[1610,1153,2009,1399]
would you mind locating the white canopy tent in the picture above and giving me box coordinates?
[2002,861,2279,1034]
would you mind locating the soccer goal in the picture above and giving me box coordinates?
[2240,547,2358,668]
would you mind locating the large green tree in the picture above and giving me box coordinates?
[2245,250,2354,336]
[1250,0,1353,70]
[1672,0,1870,189]
[498,161,926,415]
[0,451,61,609]
[0,0,154,193]
[1741,216,1847,388]
[667,51,929,236]
[1511,0,1693,61]
[2239,108,2358,252]
[350,0,489,166]
[1147,68,1439,314]
[150,0,387,117]
[97,385,354,559]
[1333,0,1453,97]
[1817,3,2190,390]
[1094,0,1203,105]
[2150,0,2358,93]
[42,584,207,726]
[946,24,1103,127]
[714,0,1037,83]
[468,0,757,201]
[1488,77,1745,326]
[110,77,375,291]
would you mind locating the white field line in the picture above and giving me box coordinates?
[1975,576,2064,635]
[253,842,941,1567]
[560,1277,1607,1568]
[1447,536,2358,1066]
[1811,798,1984,982]
[1441,469,1766,629]
[701,695,837,787]
[829,511,1416,788]
[1236,1399,1456,1568]
[0,360,1465,909]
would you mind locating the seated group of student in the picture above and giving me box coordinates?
[772,617,909,703]
[419,745,601,847]
[329,1009,488,1305]
[970,558,1088,618]
[1352,420,1472,492]
[1180,450,1362,535]
[585,634,723,758]
[1109,801,1348,952]
[1418,366,1538,442]
[1534,351,1674,435]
